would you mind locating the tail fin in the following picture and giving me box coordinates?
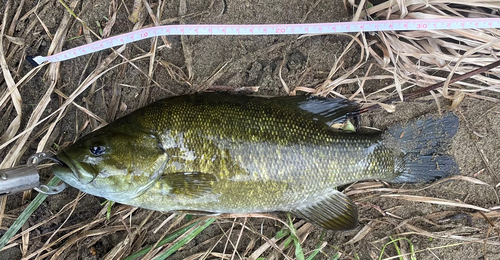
[384,113,460,183]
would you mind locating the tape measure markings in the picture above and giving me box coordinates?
[31,18,500,65]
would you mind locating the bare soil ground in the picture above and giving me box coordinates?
[1,0,500,259]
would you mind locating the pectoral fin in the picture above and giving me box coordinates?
[163,172,216,198]
[291,190,358,230]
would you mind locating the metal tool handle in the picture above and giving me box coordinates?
[0,165,40,196]
[0,152,67,196]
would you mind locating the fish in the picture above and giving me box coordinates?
[52,93,459,230]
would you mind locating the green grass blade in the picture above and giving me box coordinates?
[292,235,305,260]
[106,201,114,221]
[306,242,325,260]
[0,176,61,250]
[283,236,292,249]
[274,227,290,240]
[57,0,78,18]
[287,214,305,260]
[123,222,199,260]
[153,218,216,260]
[390,236,403,260]
[379,237,417,260]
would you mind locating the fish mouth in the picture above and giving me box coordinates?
[53,151,94,184]
[52,151,78,180]
[52,164,76,182]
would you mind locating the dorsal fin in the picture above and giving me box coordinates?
[270,95,361,127]
[191,93,360,128]
[290,190,358,230]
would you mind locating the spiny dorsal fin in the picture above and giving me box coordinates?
[190,93,360,128]
[290,190,358,230]
[162,172,216,198]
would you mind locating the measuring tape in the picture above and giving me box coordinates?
[29,17,500,66]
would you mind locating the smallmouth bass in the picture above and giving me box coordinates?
[52,94,459,230]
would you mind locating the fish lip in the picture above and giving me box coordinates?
[54,151,81,182]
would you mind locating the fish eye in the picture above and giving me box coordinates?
[89,145,106,156]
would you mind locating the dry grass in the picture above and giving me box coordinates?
[1,0,500,259]
[344,0,500,105]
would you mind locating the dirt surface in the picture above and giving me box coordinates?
[1,0,500,259]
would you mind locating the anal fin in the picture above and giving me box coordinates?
[290,190,358,231]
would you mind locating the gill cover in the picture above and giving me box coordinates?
[54,127,168,200]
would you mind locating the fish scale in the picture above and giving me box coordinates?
[110,95,393,210]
